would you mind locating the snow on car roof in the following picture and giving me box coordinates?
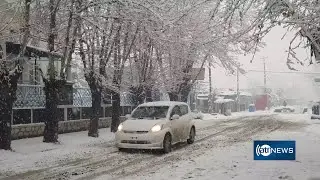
[139,101,188,107]
[273,106,295,110]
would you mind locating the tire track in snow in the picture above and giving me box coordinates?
[77,116,278,180]
[107,116,303,179]
[5,114,235,180]
[2,114,283,180]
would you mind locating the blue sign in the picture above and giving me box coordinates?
[254,140,296,160]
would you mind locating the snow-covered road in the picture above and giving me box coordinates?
[1,112,319,180]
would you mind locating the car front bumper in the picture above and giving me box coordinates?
[115,130,166,150]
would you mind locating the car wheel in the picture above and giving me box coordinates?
[187,127,195,144]
[162,133,172,153]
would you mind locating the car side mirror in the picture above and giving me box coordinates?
[171,114,180,120]
[125,114,131,119]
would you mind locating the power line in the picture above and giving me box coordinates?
[247,70,320,75]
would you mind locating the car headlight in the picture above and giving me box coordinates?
[117,123,123,131]
[151,124,162,132]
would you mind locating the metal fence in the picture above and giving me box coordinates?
[11,105,136,125]
[12,84,136,125]
[14,84,46,108]
[13,85,136,109]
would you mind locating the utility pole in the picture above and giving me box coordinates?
[263,57,267,93]
[208,62,212,113]
[263,57,268,109]
[236,66,240,112]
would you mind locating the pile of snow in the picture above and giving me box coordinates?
[201,113,228,120]
[0,128,116,177]
[199,111,274,121]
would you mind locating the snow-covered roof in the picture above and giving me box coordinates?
[139,101,187,107]
[214,99,234,104]
[217,90,252,97]
[6,41,62,57]
[197,94,209,100]
[240,92,252,96]
[197,97,208,100]
[217,91,237,96]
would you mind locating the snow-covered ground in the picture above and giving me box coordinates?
[0,128,117,178]
[96,113,320,180]
[200,110,276,121]
[1,112,319,180]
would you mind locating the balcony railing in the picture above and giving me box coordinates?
[13,84,137,109]
[14,84,45,108]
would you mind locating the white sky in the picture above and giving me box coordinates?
[203,26,320,102]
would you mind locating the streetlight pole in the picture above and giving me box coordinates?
[208,62,212,113]
[263,57,268,109]
[236,66,240,112]
[263,57,267,93]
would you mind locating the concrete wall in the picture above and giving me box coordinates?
[11,117,126,140]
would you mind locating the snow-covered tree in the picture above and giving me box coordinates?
[0,0,31,150]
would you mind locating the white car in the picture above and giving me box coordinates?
[115,101,196,153]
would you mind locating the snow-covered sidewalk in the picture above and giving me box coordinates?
[0,128,117,177]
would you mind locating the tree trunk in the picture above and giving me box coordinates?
[168,92,179,101]
[0,67,21,150]
[43,79,64,143]
[180,85,191,103]
[145,87,153,102]
[111,92,121,132]
[0,0,30,150]
[0,83,15,150]
[88,87,101,137]
[130,86,144,106]
[0,102,12,150]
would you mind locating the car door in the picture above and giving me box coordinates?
[170,105,183,143]
[179,104,192,140]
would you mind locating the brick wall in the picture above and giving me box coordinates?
[11,117,126,140]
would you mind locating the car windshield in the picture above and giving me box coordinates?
[131,106,169,119]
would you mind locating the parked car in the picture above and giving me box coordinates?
[192,110,203,120]
[273,106,295,113]
[115,101,196,153]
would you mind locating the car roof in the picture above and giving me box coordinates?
[138,101,188,107]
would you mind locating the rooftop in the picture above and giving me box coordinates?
[139,101,188,107]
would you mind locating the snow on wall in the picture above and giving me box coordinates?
[11,117,126,140]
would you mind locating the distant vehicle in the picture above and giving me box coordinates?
[255,94,268,111]
[273,106,295,113]
[115,101,196,153]
[213,98,233,116]
[248,104,256,112]
[192,110,204,120]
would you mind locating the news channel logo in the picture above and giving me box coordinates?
[254,140,296,160]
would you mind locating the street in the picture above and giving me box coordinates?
[1,113,319,180]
